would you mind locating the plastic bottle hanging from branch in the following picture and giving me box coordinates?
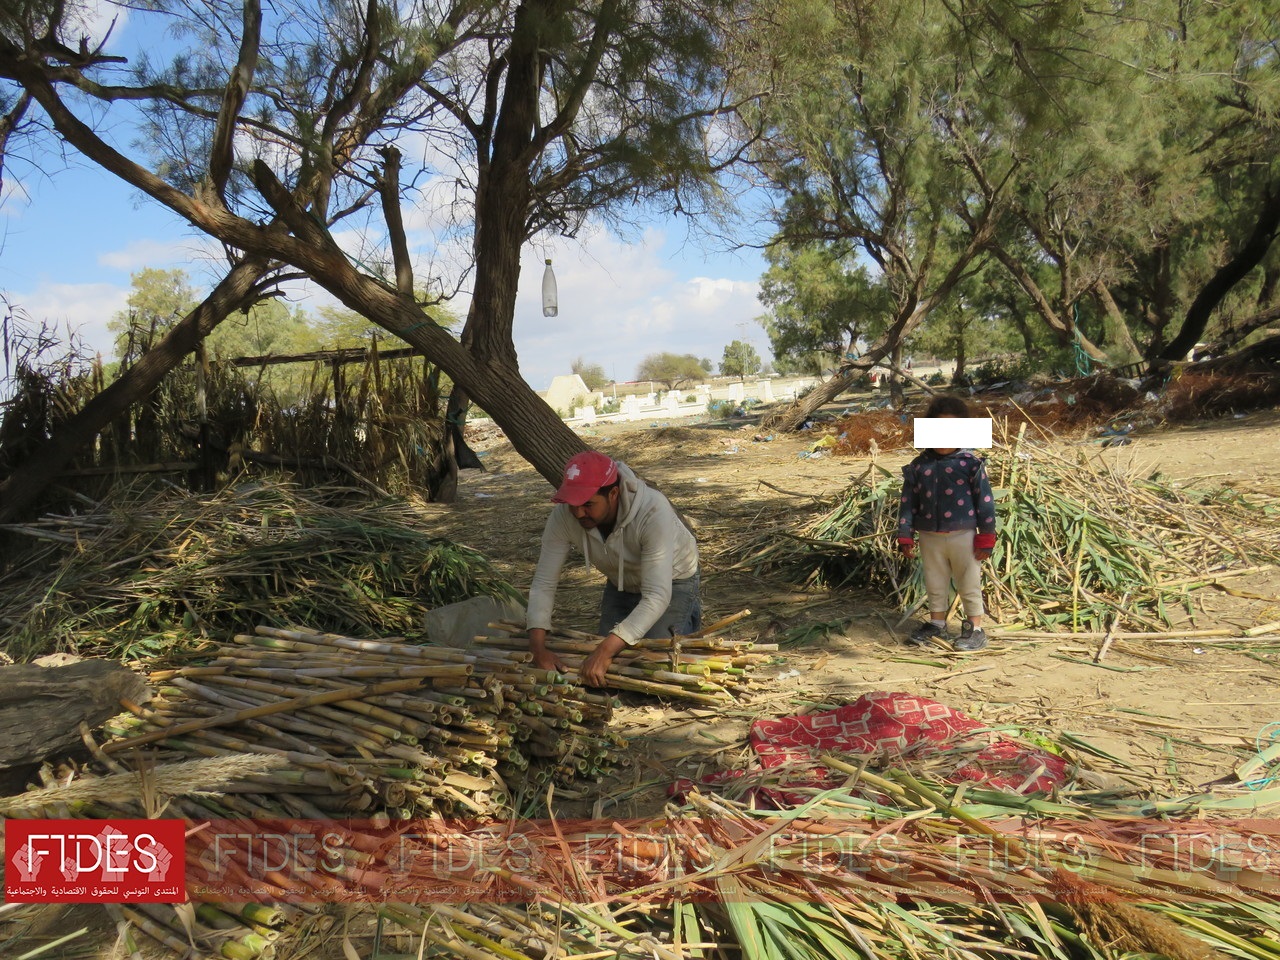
[541,258,558,317]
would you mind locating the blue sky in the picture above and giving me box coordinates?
[0,8,775,394]
[1,173,771,391]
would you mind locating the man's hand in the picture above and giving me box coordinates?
[974,547,992,561]
[578,633,627,688]
[898,538,917,559]
[527,628,567,674]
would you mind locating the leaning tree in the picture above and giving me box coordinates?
[0,0,756,517]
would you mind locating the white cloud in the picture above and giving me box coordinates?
[510,227,766,389]
[0,180,32,220]
[8,281,130,358]
[79,1,132,53]
[98,237,214,272]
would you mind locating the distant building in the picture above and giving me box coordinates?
[541,374,600,413]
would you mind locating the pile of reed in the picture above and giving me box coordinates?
[361,766,1280,960]
[1,619,632,958]
[84,623,626,820]
[376,902,682,960]
[728,435,1280,631]
[656,772,1280,960]
[478,611,773,705]
[0,482,519,661]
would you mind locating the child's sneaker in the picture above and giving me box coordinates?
[953,619,987,651]
[906,621,946,647]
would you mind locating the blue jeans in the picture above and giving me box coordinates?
[599,571,702,639]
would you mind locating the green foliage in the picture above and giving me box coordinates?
[706,398,739,419]
[772,349,828,377]
[571,356,610,391]
[740,0,1280,374]
[720,339,762,380]
[636,352,708,391]
[208,299,312,360]
[758,245,891,372]
[968,355,1039,386]
[108,268,197,362]
[315,303,459,349]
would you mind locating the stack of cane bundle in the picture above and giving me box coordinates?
[1,615,767,959]
[96,623,625,819]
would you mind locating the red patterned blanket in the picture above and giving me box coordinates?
[677,691,1071,807]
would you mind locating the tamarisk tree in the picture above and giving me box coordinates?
[0,0,754,516]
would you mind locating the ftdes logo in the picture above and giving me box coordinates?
[4,819,186,903]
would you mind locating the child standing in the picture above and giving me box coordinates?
[897,395,996,651]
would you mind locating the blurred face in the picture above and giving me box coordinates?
[571,486,620,530]
[933,412,958,455]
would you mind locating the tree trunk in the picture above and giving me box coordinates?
[463,364,586,483]
[1012,309,1036,359]
[762,365,865,432]
[0,659,151,769]
[0,259,272,524]
[1199,332,1280,371]
[1092,279,1142,362]
[1204,303,1280,357]
[987,243,1108,360]
[1159,188,1280,362]
[888,341,905,405]
[1145,243,1175,355]
[430,0,560,501]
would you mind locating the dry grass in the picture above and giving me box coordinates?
[0,482,520,662]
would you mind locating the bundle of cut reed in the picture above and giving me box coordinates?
[2,620,632,958]
[84,623,625,823]
[0,482,521,662]
[116,900,304,960]
[728,436,1280,632]
[1,756,319,960]
[477,610,773,703]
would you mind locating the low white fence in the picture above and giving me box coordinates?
[565,377,818,426]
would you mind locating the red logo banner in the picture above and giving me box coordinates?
[4,819,186,903]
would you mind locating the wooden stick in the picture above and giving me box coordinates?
[685,608,752,637]
[1094,598,1126,663]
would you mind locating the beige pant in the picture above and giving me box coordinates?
[918,529,984,619]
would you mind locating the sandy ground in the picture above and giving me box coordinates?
[431,402,1280,819]
[4,400,1278,958]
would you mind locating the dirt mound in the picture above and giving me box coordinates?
[1162,370,1280,420]
[601,424,732,463]
[830,410,913,454]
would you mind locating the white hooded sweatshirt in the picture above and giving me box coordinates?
[525,462,698,644]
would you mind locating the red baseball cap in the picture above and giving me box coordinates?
[552,451,619,505]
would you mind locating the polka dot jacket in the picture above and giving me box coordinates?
[898,449,997,546]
